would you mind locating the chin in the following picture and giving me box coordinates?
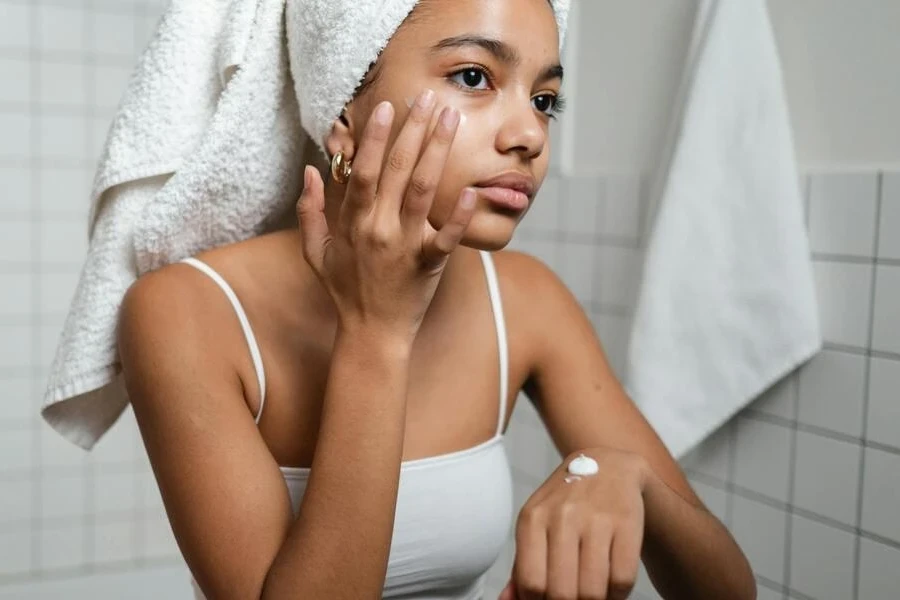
[458,210,522,252]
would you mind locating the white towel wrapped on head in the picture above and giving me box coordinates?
[41,0,571,450]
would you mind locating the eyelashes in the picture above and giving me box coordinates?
[445,65,567,119]
[551,94,567,115]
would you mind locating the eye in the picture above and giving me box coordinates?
[533,93,566,119]
[449,67,490,91]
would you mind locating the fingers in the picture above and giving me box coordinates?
[296,165,329,273]
[514,508,548,600]
[497,580,516,600]
[341,101,394,223]
[511,508,642,600]
[421,188,476,265]
[607,522,642,600]
[400,106,460,232]
[578,519,612,600]
[546,508,580,600]
[375,89,438,219]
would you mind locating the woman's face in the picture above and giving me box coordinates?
[331,0,564,251]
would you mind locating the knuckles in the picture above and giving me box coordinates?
[408,175,435,198]
[387,149,413,173]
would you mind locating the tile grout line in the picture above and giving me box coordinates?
[852,170,883,600]
[683,467,900,552]
[782,374,800,599]
[0,555,183,587]
[785,173,811,599]
[741,408,900,457]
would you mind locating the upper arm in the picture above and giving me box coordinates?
[118,269,293,598]
[498,251,703,508]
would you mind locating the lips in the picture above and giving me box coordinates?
[474,172,536,199]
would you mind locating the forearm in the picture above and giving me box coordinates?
[640,469,756,600]
[263,325,413,599]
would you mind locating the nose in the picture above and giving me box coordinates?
[494,93,547,161]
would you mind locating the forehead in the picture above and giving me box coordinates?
[390,0,560,61]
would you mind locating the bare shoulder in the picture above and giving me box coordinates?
[117,254,255,405]
[119,230,295,357]
[491,249,584,323]
[119,261,220,355]
[489,249,591,368]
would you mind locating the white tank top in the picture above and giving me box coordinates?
[180,251,513,600]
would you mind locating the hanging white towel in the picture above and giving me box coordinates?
[40,0,571,450]
[624,0,821,458]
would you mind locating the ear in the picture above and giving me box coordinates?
[324,108,356,162]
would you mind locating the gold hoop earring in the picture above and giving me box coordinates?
[331,151,352,184]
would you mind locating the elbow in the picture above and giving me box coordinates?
[734,553,757,600]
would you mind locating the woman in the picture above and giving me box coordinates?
[118,0,756,598]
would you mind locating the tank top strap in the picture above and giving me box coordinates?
[478,251,509,437]
[179,257,267,424]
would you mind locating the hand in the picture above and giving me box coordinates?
[499,449,650,600]
[296,90,476,341]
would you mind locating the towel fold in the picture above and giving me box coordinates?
[42,0,570,450]
[624,0,821,458]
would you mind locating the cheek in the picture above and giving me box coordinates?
[428,115,480,220]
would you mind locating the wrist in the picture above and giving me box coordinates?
[335,319,416,361]
[572,447,653,493]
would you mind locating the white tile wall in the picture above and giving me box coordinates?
[730,495,788,585]
[40,524,86,571]
[797,349,866,437]
[792,430,860,526]
[0,478,33,526]
[879,174,900,260]
[748,373,796,420]
[858,538,900,600]
[0,165,33,214]
[808,173,878,257]
[872,265,900,354]
[789,514,856,600]
[867,357,900,448]
[812,261,873,347]
[0,530,33,577]
[0,4,30,50]
[732,417,792,503]
[860,448,900,542]
[0,0,177,587]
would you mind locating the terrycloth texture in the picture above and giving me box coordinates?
[624,0,821,459]
[41,0,571,450]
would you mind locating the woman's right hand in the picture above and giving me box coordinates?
[296,89,475,343]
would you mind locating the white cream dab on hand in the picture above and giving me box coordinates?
[567,453,599,476]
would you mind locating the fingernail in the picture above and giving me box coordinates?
[303,165,312,188]
[375,101,393,125]
[440,106,460,129]
[417,89,435,108]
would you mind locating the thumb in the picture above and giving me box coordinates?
[296,165,329,273]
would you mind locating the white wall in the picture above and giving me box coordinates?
[566,0,900,174]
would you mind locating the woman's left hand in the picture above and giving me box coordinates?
[498,448,650,600]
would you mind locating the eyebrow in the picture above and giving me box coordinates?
[431,35,564,83]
